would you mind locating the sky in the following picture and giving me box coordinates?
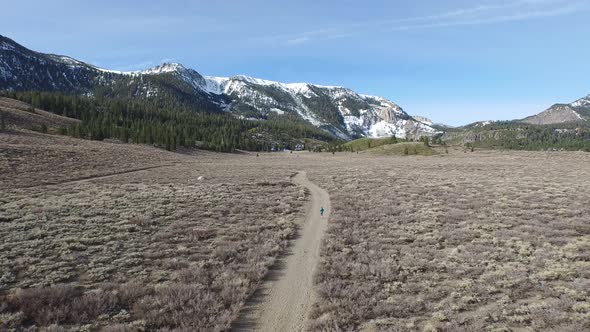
[2,0,590,126]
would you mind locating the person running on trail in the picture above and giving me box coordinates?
[320,207,325,217]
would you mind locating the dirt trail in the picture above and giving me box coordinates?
[232,171,330,332]
[22,163,179,188]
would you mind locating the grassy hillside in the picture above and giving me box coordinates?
[365,142,437,156]
[0,97,79,134]
[340,136,401,152]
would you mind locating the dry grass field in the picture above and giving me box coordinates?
[0,131,192,188]
[306,151,590,331]
[1,130,590,331]
[0,131,307,331]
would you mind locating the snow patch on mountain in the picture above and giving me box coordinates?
[232,75,277,86]
[0,40,16,51]
[413,116,434,126]
[141,63,185,75]
[45,54,88,68]
[369,120,407,137]
[342,114,364,133]
[474,121,493,127]
[570,95,590,108]
[202,75,340,97]
[201,76,227,95]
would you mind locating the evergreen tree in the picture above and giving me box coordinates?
[0,113,5,132]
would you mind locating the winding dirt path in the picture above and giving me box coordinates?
[232,171,330,331]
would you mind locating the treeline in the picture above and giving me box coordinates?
[1,91,335,152]
[492,128,590,151]
[467,122,590,151]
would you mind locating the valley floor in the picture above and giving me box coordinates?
[1,130,589,331]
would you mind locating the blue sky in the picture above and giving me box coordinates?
[2,0,590,125]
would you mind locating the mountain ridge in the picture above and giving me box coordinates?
[0,35,438,140]
[521,95,590,125]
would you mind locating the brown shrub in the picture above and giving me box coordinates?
[8,285,83,325]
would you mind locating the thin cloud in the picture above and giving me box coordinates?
[387,3,587,32]
[271,0,589,45]
[286,36,311,45]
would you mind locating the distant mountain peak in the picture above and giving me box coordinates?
[0,34,440,140]
[522,100,588,125]
[142,62,186,75]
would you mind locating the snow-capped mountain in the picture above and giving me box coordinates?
[0,34,438,139]
[571,94,590,111]
[188,75,437,139]
[522,95,590,125]
[0,35,101,92]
